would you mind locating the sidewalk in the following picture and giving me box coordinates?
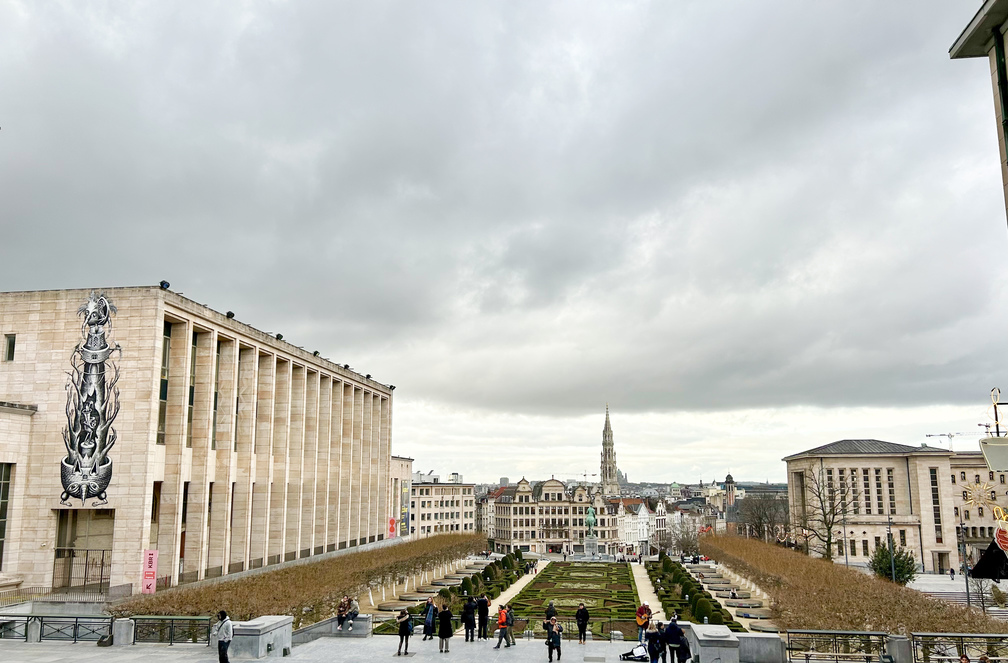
[631,561,665,621]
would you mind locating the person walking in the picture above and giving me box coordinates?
[950,567,956,581]
[396,609,412,656]
[477,593,490,640]
[422,597,439,641]
[438,600,454,653]
[494,605,510,649]
[506,603,516,646]
[546,616,563,662]
[212,610,233,663]
[462,595,477,642]
[645,621,662,663]
[575,602,589,644]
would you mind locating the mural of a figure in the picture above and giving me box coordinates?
[60,292,121,506]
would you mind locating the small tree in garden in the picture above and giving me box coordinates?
[868,544,917,585]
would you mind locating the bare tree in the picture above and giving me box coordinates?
[793,462,855,560]
[737,493,789,540]
[670,518,700,555]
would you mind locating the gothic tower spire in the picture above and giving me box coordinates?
[600,404,620,496]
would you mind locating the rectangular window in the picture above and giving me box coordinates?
[211,340,221,450]
[875,468,884,515]
[157,322,171,445]
[952,474,956,485]
[862,539,869,557]
[837,540,843,557]
[187,333,197,448]
[874,536,881,550]
[850,539,857,557]
[0,464,10,569]
[930,468,943,543]
[851,468,860,514]
[3,335,14,362]
[863,469,872,515]
[899,529,906,547]
[887,468,896,515]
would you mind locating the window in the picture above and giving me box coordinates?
[0,464,10,568]
[979,507,985,518]
[930,469,943,543]
[874,536,881,549]
[211,341,221,449]
[863,469,872,515]
[837,541,844,557]
[186,333,197,448]
[952,474,957,485]
[850,539,857,557]
[963,491,969,501]
[899,529,906,547]
[851,468,860,514]
[961,472,966,481]
[955,507,959,517]
[887,468,896,515]
[875,469,884,515]
[965,510,970,521]
[2,335,14,362]
[862,540,869,556]
[157,322,171,445]
[976,475,981,484]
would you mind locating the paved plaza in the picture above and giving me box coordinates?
[0,635,640,663]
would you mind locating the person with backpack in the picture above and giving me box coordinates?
[422,597,438,641]
[645,621,663,663]
[575,602,590,644]
[438,600,454,653]
[212,610,232,663]
[546,616,563,661]
[477,593,490,640]
[506,604,517,646]
[396,609,413,656]
[462,595,477,642]
[493,605,510,649]
[663,619,691,663]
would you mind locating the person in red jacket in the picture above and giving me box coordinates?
[493,605,511,649]
[636,602,652,643]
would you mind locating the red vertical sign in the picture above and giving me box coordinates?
[142,549,158,594]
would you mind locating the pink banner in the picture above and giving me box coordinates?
[141,549,158,594]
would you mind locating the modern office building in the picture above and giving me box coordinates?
[0,286,397,592]
[409,475,476,536]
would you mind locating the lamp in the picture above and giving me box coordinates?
[159,280,170,290]
[275,333,283,341]
[313,350,320,357]
[226,311,235,319]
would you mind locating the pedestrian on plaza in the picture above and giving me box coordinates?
[950,567,956,581]
[438,599,454,653]
[654,621,667,663]
[336,595,350,631]
[546,616,563,662]
[636,601,652,643]
[212,610,233,663]
[729,588,738,599]
[462,594,477,642]
[664,619,691,663]
[575,602,589,644]
[646,621,663,663]
[960,656,970,663]
[422,596,439,641]
[477,593,490,640]
[494,605,511,649]
[396,609,412,656]
[506,603,517,646]
[545,600,557,621]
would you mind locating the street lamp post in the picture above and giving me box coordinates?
[958,514,971,608]
[886,515,896,582]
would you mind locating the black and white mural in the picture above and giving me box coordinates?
[60,292,121,506]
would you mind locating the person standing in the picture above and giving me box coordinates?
[493,605,510,649]
[422,597,439,641]
[438,600,454,653]
[546,616,563,662]
[950,567,956,581]
[664,619,691,663]
[545,600,557,622]
[462,595,477,642]
[506,604,516,646]
[396,609,412,656]
[575,602,589,644]
[477,593,490,640]
[645,621,662,663]
[213,610,233,663]
[636,602,651,643]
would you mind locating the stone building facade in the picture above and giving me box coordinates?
[782,439,1007,574]
[409,478,476,536]
[0,286,397,591]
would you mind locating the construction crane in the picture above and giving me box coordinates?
[925,426,991,450]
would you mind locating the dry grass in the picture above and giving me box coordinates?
[111,534,484,628]
[700,535,1008,635]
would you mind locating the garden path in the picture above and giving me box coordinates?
[453,559,552,635]
[630,561,665,621]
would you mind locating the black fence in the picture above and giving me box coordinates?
[52,548,112,589]
[372,614,642,642]
[911,633,1008,663]
[786,630,889,663]
[133,615,212,645]
[0,614,113,643]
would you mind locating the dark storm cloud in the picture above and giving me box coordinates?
[1,1,1004,420]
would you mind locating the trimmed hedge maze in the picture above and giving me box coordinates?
[647,555,746,633]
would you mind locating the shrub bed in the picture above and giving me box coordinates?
[700,535,1008,634]
[111,533,484,628]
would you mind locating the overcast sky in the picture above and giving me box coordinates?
[2,1,1007,484]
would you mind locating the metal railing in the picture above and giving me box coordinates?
[0,583,132,608]
[0,615,28,641]
[912,633,1008,663]
[371,614,644,642]
[133,615,212,645]
[52,548,112,589]
[786,630,889,663]
[39,615,112,642]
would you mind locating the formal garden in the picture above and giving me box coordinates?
[700,535,1008,634]
[646,554,746,632]
[507,561,642,640]
[110,533,485,629]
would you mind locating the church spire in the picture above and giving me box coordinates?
[600,404,619,496]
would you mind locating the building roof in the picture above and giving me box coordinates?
[950,0,1008,59]
[783,439,949,462]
